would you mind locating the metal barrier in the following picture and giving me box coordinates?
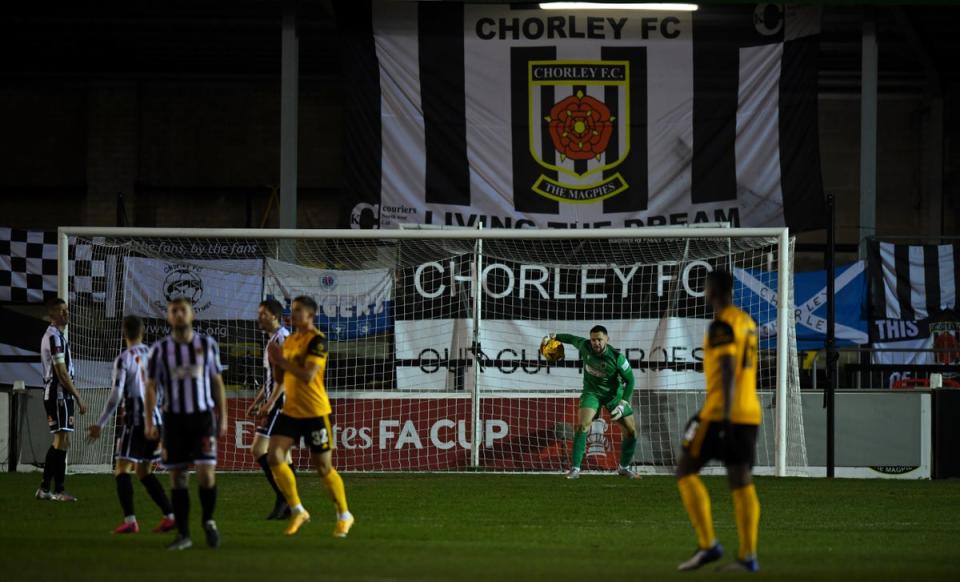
[811,346,958,390]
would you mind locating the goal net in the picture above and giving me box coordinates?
[60,227,806,476]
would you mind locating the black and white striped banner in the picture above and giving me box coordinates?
[867,240,960,382]
[869,240,959,321]
[339,1,825,231]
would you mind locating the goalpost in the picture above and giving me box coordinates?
[57,226,805,476]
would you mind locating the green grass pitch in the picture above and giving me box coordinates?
[1,472,958,580]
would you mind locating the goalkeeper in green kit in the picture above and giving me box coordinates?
[541,325,640,480]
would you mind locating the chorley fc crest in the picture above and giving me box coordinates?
[528,60,630,203]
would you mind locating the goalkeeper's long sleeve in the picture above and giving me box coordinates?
[617,353,636,401]
[555,333,586,350]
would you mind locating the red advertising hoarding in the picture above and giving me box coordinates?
[220,397,625,472]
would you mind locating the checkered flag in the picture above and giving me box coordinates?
[0,227,107,303]
[70,235,108,303]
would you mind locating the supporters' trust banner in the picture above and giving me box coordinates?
[123,258,264,320]
[339,2,825,231]
[263,258,393,340]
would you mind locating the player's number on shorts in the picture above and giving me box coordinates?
[311,429,329,447]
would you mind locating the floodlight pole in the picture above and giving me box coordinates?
[825,195,837,478]
[279,0,299,231]
[858,14,878,257]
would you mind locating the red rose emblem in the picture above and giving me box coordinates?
[545,91,615,166]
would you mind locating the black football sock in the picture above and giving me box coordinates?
[140,473,173,516]
[53,448,68,493]
[171,488,190,537]
[41,446,56,491]
[257,454,284,502]
[115,473,135,518]
[198,485,217,523]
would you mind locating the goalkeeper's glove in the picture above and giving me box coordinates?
[608,399,629,421]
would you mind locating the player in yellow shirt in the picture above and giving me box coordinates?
[264,295,354,538]
[675,270,761,573]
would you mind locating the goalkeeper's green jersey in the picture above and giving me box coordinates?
[555,333,636,403]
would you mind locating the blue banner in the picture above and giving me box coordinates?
[735,261,868,351]
[263,259,394,341]
[314,301,393,342]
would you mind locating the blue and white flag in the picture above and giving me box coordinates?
[735,261,868,350]
[264,258,393,341]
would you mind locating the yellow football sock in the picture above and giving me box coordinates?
[732,484,760,560]
[270,462,301,508]
[321,468,349,515]
[677,475,716,550]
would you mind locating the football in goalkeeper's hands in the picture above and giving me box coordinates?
[540,336,564,362]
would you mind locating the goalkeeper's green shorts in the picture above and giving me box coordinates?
[579,391,633,419]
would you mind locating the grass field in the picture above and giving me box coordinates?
[1,472,958,581]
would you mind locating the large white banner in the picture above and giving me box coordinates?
[365,2,824,231]
[123,258,264,320]
[396,318,707,391]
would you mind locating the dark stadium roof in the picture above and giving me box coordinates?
[2,2,959,94]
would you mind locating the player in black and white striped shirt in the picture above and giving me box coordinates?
[87,315,175,535]
[36,298,87,502]
[245,298,292,520]
[144,297,227,551]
